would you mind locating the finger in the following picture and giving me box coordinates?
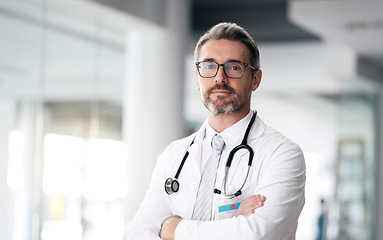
[252,194,265,201]
[246,210,254,216]
[261,195,266,201]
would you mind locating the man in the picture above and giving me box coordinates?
[127,22,305,240]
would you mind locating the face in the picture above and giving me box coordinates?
[195,39,262,115]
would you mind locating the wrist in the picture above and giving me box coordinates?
[160,215,182,240]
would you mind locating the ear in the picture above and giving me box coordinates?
[251,69,262,91]
[195,70,201,90]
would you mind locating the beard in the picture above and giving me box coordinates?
[201,83,249,115]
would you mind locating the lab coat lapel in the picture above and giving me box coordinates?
[178,122,206,219]
[225,115,265,187]
[247,115,265,142]
[187,121,206,174]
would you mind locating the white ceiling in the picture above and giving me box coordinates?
[1,0,382,103]
[289,0,383,58]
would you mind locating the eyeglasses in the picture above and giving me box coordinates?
[195,61,257,79]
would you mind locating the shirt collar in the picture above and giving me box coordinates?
[205,121,218,150]
[205,110,254,150]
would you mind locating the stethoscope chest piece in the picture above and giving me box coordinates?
[165,177,179,195]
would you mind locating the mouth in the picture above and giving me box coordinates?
[211,89,232,95]
[208,84,234,96]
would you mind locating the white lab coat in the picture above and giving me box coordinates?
[126,115,305,240]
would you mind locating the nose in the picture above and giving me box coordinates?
[214,65,228,83]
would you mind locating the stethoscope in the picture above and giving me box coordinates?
[165,111,256,199]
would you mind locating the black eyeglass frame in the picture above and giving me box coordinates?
[195,61,258,79]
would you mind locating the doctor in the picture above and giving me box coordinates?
[126,22,305,240]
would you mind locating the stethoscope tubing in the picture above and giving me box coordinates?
[165,111,257,198]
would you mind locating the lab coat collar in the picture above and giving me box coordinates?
[186,111,266,172]
[249,112,266,142]
[220,110,265,147]
[220,111,253,148]
[246,110,266,142]
[186,121,208,174]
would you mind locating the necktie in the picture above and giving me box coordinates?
[193,134,225,220]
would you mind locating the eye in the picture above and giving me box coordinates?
[226,62,243,71]
[203,62,215,69]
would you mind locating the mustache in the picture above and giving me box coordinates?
[207,83,235,95]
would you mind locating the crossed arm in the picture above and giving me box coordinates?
[160,194,266,240]
[127,139,305,240]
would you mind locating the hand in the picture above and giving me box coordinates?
[160,215,183,240]
[233,194,266,217]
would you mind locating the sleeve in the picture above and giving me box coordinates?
[125,150,173,240]
[174,143,306,240]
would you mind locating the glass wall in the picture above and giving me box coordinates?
[0,0,127,239]
[330,79,380,240]
[248,85,380,240]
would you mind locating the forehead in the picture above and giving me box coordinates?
[198,39,251,63]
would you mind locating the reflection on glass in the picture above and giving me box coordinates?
[7,130,25,190]
[332,91,378,240]
[1,0,127,239]
[42,134,128,240]
[84,138,128,200]
[43,134,84,197]
[41,220,83,240]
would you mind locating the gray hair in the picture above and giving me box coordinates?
[194,22,260,69]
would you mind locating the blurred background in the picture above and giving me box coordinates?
[0,0,382,239]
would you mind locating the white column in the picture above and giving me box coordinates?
[378,94,383,240]
[323,44,357,79]
[0,100,14,240]
[123,0,190,220]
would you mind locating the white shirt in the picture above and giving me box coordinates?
[126,111,306,240]
[203,111,253,166]
[202,111,254,220]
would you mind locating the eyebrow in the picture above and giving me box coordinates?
[200,58,244,63]
[200,58,215,62]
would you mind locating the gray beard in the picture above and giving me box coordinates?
[203,96,246,115]
[200,83,250,115]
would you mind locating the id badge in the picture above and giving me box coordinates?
[216,195,245,219]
